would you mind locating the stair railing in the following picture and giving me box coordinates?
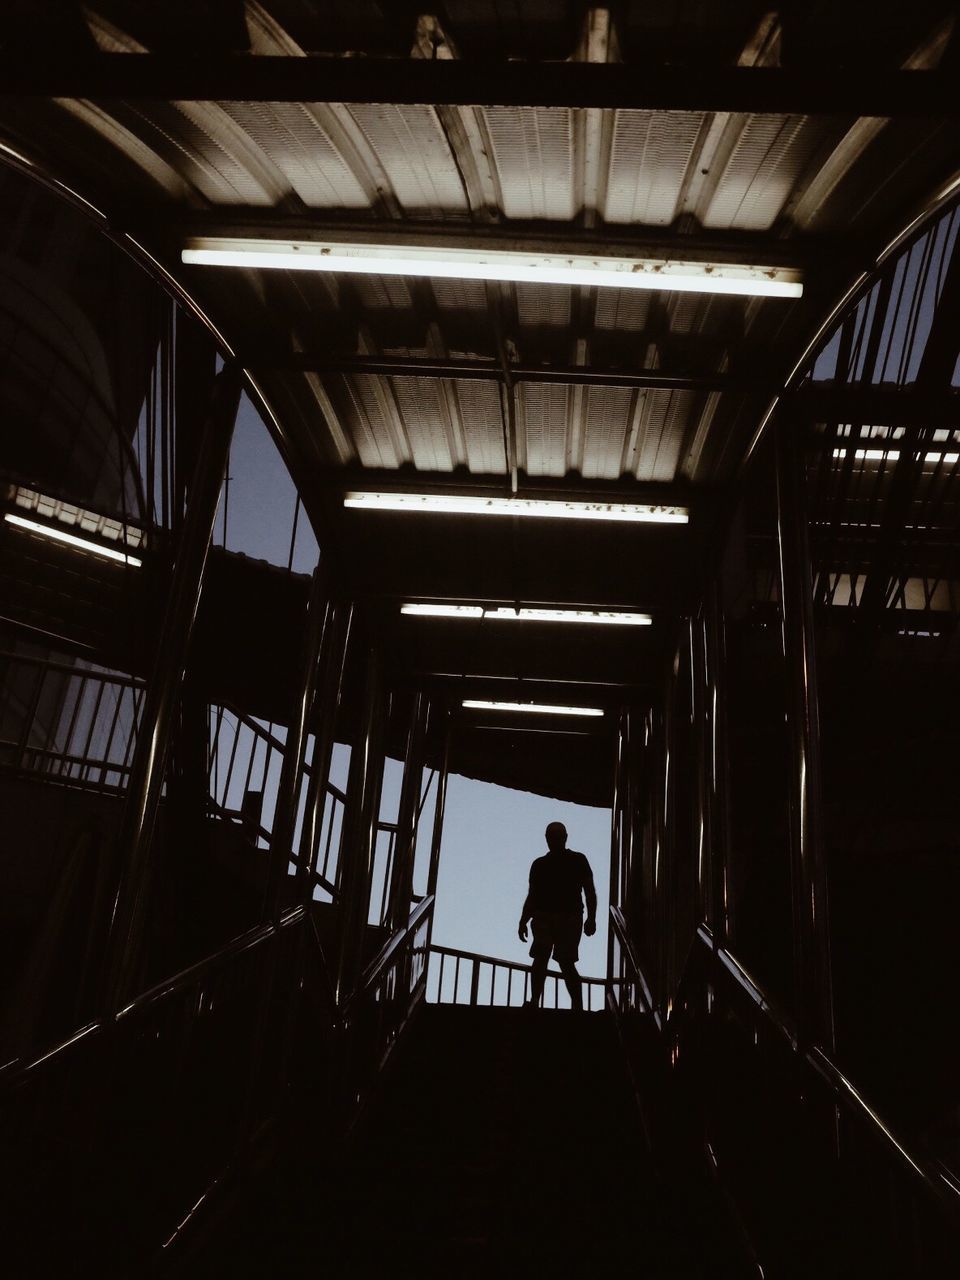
[0,649,144,791]
[427,943,608,1011]
[609,904,960,1274]
[338,894,434,1115]
[1,903,314,1270]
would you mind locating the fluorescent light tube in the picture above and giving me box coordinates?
[345,492,688,524]
[182,238,803,300]
[401,603,484,618]
[403,603,651,626]
[5,513,142,566]
[463,699,604,717]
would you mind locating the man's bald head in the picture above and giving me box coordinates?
[545,822,567,852]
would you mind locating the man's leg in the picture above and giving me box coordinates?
[559,960,583,1012]
[529,954,548,1006]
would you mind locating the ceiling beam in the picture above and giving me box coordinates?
[3,56,958,117]
[253,352,767,394]
[798,385,960,428]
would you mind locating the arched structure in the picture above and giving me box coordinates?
[1,7,959,1275]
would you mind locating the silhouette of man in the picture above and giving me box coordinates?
[518,822,597,1012]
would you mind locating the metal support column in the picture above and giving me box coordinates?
[424,704,449,955]
[386,689,428,933]
[103,365,241,1012]
[334,645,386,1008]
[776,413,835,1056]
[297,599,353,905]
[265,563,332,921]
[607,710,625,987]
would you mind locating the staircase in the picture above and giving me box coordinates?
[173,1004,742,1278]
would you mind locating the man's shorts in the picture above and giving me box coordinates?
[530,910,583,964]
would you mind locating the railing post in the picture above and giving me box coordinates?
[297,599,353,902]
[266,562,331,921]
[424,703,449,954]
[607,710,625,987]
[776,411,835,1057]
[334,643,387,1008]
[102,365,241,1013]
[386,688,428,933]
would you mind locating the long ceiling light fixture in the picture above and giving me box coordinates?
[344,492,688,524]
[4,513,143,567]
[182,238,803,300]
[402,603,651,626]
[462,699,604,718]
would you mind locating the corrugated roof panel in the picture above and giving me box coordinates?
[604,110,704,225]
[429,278,488,313]
[350,275,415,309]
[519,383,572,478]
[580,386,636,481]
[330,374,407,469]
[390,377,459,471]
[481,107,576,220]
[632,389,694,482]
[221,102,372,208]
[516,282,572,328]
[454,379,507,475]
[594,289,653,332]
[346,105,469,215]
[116,102,283,205]
[704,114,824,230]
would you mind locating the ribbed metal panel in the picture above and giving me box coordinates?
[605,110,704,225]
[331,374,408,469]
[579,386,637,481]
[516,283,572,328]
[347,105,469,215]
[593,289,653,333]
[222,102,373,208]
[350,275,416,310]
[116,102,282,205]
[704,113,823,230]
[481,107,576,219]
[632,389,694,482]
[454,379,507,475]
[390,376,461,471]
[519,383,573,478]
[429,279,489,313]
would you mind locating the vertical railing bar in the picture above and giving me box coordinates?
[16,663,47,769]
[454,956,461,1004]
[240,728,260,812]
[99,681,127,784]
[320,791,337,882]
[54,674,85,778]
[38,670,69,769]
[77,678,107,784]
[123,685,145,776]
[221,712,242,810]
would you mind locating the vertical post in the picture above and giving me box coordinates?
[705,581,732,947]
[776,413,835,1056]
[424,703,449,953]
[297,599,353,904]
[265,562,332,921]
[103,366,241,1013]
[334,645,386,1008]
[386,689,428,932]
[607,710,625,986]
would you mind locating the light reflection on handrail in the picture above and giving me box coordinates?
[609,905,654,1013]
[348,894,434,1014]
[0,905,307,1090]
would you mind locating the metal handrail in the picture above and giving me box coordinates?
[0,905,306,1089]
[613,906,960,1222]
[348,894,434,1015]
[428,942,608,1010]
[609,904,655,1013]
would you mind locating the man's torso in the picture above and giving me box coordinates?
[528,850,590,914]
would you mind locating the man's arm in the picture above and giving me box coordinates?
[518,867,535,941]
[582,856,598,936]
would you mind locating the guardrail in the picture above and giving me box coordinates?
[609,902,960,1274]
[0,650,143,791]
[426,943,608,1011]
